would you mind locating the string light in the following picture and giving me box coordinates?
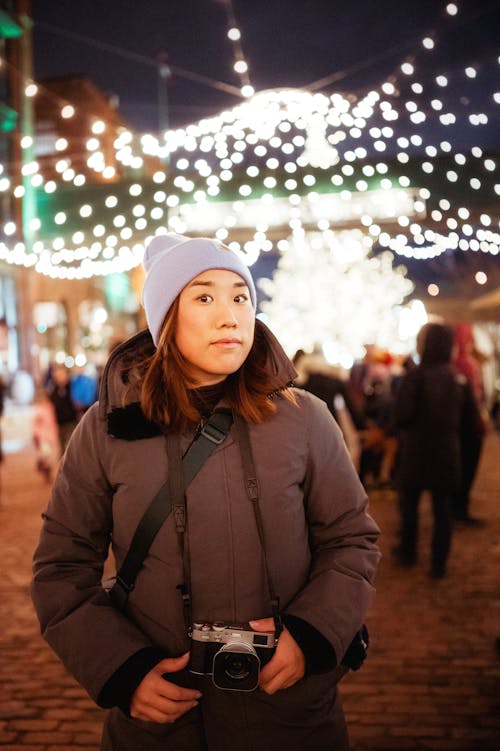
[0,0,496,286]
[25,82,37,97]
[220,0,254,98]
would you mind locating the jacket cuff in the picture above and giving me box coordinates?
[97,647,167,712]
[282,613,337,674]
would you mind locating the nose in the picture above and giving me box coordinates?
[216,300,238,327]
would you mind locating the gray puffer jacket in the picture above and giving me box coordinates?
[32,322,380,751]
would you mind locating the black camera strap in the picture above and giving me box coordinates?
[108,409,233,611]
[170,412,283,639]
[233,414,284,639]
[232,415,367,669]
[166,430,192,632]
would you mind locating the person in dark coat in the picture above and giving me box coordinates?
[392,322,482,578]
[32,233,380,751]
[47,364,78,455]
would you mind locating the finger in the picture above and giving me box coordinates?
[159,652,190,673]
[132,680,201,716]
[133,691,200,716]
[160,698,200,721]
[158,679,202,702]
[259,667,291,695]
[261,662,304,694]
[258,656,282,685]
[248,618,275,632]
[259,648,303,694]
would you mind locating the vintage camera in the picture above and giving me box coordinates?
[188,621,276,692]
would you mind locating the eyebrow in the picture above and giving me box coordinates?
[187,279,248,289]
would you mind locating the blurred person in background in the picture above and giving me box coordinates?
[357,375,397,489]
[292,348,364,471]
[71,364,99,420]
[392,323,482,579]
[47,364,78,455]
[32,391,59,483]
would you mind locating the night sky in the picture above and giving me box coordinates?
[32,0,500,133]
[30,1,500,298]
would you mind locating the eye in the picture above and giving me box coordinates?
[197,293,213,303]
[234,293,249,303]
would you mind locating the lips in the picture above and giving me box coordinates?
[211,338,242,346]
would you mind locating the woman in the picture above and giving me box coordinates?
[32,233,380,751]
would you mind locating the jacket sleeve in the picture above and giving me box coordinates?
[283,396,381,664]
[31,405,158,704]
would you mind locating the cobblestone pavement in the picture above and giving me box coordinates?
[0,429,499,750]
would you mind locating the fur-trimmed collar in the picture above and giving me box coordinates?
[99,323,298,428]
[107,402,162,440]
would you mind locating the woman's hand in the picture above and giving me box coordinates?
[249,618,305,694]
[130,652,202,723]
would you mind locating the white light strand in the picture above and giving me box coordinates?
[220,0,254,98]
[0,1,497,278]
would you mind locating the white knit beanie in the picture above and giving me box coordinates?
[142,233,257,345]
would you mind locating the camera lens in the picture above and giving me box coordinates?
[213,642,260,691]
[223,652,252,681]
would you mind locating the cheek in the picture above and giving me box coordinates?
[174,321,197,362]
[175,309,202,350]
[243,315,256,342]
[241,319,255,357]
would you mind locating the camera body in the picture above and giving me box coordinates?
[189,621,276,692]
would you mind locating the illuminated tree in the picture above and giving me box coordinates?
[258,230,419,367]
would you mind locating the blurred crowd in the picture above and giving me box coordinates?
[31,362,101,483]
[294,321,496,578]
[296,324,493,489]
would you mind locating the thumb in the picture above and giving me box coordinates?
[249,617,275,632]
[157,651,190,674]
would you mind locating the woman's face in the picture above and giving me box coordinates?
[175,269,255,387]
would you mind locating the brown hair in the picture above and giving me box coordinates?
[137,300,293,433]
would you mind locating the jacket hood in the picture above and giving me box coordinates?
[98,319,297,422]
[419,323,454,366]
